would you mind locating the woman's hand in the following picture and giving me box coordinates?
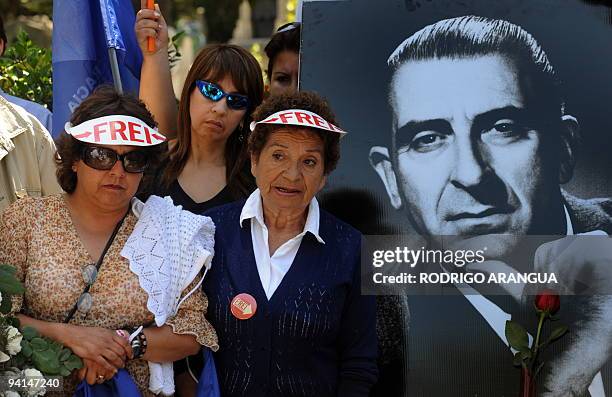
[76,358,118,385]
[135,0,177,137]
[16,314,131,374]
[63,325,131,372]
[135,0,168,55]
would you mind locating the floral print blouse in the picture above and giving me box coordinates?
[0,195,218,396]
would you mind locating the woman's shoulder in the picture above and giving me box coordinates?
[2,194,63,220]
[318,208,362,243]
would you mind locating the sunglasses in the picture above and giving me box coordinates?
[81,146,149,174]
[196,80,250,111]
[76,264,98,314]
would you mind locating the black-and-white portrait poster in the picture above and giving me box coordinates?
[300,0,612,396]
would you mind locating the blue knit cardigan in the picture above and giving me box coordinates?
[203,200,378,397]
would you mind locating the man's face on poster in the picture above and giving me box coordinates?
[371,54,565,255]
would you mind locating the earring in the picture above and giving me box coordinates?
[237,122,246,142]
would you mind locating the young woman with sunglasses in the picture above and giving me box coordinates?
[0,87,219,396]
[135,4,264,215]
[135,6,264,395]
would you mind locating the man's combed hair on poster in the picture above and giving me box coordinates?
[387,15,565,117]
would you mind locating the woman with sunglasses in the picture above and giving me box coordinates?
[264,22,301,97]
[135,5,263,215]
[0,87,219,396]
[135,7,264,394]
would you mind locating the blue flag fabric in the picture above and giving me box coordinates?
[52,0,142,138]
[196,348,221,397]
[73,368,141,397]
[73,349,219,397]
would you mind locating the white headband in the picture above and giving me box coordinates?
[249,109,347,137]
[65,115,166,146]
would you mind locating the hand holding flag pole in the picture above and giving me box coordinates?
[146,0,155,52]
[135,0,169,55]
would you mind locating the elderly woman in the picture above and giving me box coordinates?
[203,91,378,397]
[0,87,218,395]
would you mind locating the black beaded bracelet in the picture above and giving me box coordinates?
[130,328,148,359]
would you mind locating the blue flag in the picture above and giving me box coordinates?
[52,0,142,138]
[196,348,221,397]
[73,369,141,397]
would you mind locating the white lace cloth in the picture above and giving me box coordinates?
[121,195,215,395]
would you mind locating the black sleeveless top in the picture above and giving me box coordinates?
[162,179,234,215]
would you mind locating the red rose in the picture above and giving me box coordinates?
[535,290,560,315]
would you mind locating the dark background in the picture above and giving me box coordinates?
[301,0,612,234]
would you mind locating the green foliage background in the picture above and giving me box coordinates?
[198,0,242,43]
[0,0,52,18]
[0,30,52,110]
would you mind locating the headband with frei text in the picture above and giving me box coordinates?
[249,109,347,137]
[65,115,166,146]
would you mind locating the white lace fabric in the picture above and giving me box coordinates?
[121,195,215,395]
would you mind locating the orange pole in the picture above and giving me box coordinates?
[146,0,155,52]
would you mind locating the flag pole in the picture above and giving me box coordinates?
[108,47,124,94]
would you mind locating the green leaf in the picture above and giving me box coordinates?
[64,354,83,371]
[10,353,26,367]
[59,366,72,377]
[505,320,530,352]
[21,340,33,358]
[546,325,568,344]
[512,351,523,367]
[30,337,47,351]
[49,341,62,354]
[0,272,26,294]
[59,348,72,362]
[520,350,532,360]
[0,30,52,108]
[7,316,19,328]
[534,361,545,379]
[171,30,186,45]
[0,264,17,275]
[0,292,12,314]
[21,326,39,341]
[32,349,61,375]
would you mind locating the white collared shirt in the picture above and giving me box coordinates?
[459,205,606,396]
[239,189,325,300]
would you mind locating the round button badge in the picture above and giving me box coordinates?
[231,293,257,320]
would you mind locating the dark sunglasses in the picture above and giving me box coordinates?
[76,263,98,314]
[81,146,149,173]
[196,80,250,111]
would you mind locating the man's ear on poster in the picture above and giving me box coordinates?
[558,114,580,184]
[369,145,403,210]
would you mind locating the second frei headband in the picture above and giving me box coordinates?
[65,115,167,146]
[250,109,348,137]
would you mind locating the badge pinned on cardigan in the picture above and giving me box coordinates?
[231,293,257,320]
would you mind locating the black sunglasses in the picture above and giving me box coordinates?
[196,80,250,111]
[81,146,149,173]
